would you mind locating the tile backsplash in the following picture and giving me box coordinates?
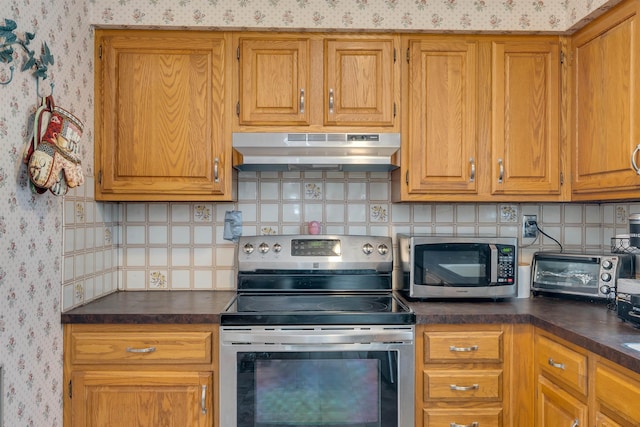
[62,171,640,307]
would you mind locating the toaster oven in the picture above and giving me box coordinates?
[531,251,635,300]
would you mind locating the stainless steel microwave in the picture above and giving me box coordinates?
[396,234,518,299]
[531,251,635,300]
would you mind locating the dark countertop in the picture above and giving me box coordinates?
[61,291,640,374]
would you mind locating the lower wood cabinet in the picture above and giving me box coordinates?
[63,324,218,427]
[416,324,516,427]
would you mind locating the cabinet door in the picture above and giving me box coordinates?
[238,37,310,125]
[571,1,640,200]
[96,30,231,201]
[324,38,396,126]
[71,371,213,427]
[536,376,587,427]
[491,40,561,196]
[404,38,478,195]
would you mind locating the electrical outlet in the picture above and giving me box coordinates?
[523,215,538,238]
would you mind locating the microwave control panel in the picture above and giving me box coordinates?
[496,245,516,284]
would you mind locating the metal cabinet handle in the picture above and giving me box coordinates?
[213,157,219,183]
[125,346,156,354]
[450,422,479,427]
[300,89,305,114]
[497,158,504,183]
[329,88,334,114]
[548,358,565,370]
[632,144,640,174]
[450,345,478,352]
[469,157,475,183]
[450,384,479,391]
[201,385,207,415]
[570,419,579,427]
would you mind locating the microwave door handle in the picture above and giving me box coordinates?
[490,244,498,283]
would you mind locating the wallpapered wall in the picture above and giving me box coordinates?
[0,0,626,425]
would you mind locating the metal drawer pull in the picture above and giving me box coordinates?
[450,422,479,427]
[213,157,220,183]
[201,385,207,415]
[450,384,479,391]
[632,144,640,174]
[125,346,156,354]
[497,158,504,183]
[548,358,565,369]
[299,89,305,114]
[570,419,579,427]
[449,345,478,352]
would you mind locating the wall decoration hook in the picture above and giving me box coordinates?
[0,64,14,85]
[36,78,53,98]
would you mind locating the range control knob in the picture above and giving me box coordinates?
[602,259,613,270]
[362,243,374,255]
[258,242,270,254]
[600,285,613,295]
[273,243,282,253]
[377,244,389,255]
[601,272,612,282]
[243,243,254,254]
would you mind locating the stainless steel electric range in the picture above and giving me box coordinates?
[220,234,415,427]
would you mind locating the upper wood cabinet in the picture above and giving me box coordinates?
[570,0,640,201]
[233,33,400,132]
[95,30,235,201]
[393,35,564,202]
[491,40,562,197]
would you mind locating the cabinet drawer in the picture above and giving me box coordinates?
[423,408,503,427]
[423,370,502,401]
[535,334,587,395]
[595,360,640,423]
[69,331,213,365]
[424,331,503,363]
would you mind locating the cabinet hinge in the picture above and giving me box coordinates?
[393,102,397,118]
[98,170,102,184]
[406,48,410,64]
[68,380,72,399]
[98,44,102,60]
[560,171,564,186]
[236,101,240,117]
[405,170,409,185]
[560,50,564,64]
[393,48,396,63]
[236,46,240,61]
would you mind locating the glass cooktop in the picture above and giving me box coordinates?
[221,293,415,326]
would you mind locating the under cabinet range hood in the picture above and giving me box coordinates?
[232,132,400,172]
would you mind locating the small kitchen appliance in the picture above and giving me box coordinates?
[396,234,518,299]
[531,251,635,300]
[220,234,415,427]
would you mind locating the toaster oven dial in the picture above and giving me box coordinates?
[272,243,282,253]
[600,284,613,295]
[601,272,612,282]
[602,259,613,269]
[377,244,389,255]
[242,243,254,254]
[258,242,270,254]
[362,243,374,255]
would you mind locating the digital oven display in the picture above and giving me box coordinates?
[291,239,341,256]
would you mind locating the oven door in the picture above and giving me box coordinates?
[219,326,415,427]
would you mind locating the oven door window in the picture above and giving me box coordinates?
[236,351,397,427]
[533,258,600,293]
[415,243,492,287]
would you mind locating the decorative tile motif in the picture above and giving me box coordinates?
[305,183,322,200]
[616,206,627,224]
[194,205,212,222]
[499,205,518,222]
[261,226,277,235]
[149,271,168,289]
[370,205,388,222]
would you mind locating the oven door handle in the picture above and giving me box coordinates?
[223,330,414,345]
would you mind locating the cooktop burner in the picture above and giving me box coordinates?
[221,292,415,326]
